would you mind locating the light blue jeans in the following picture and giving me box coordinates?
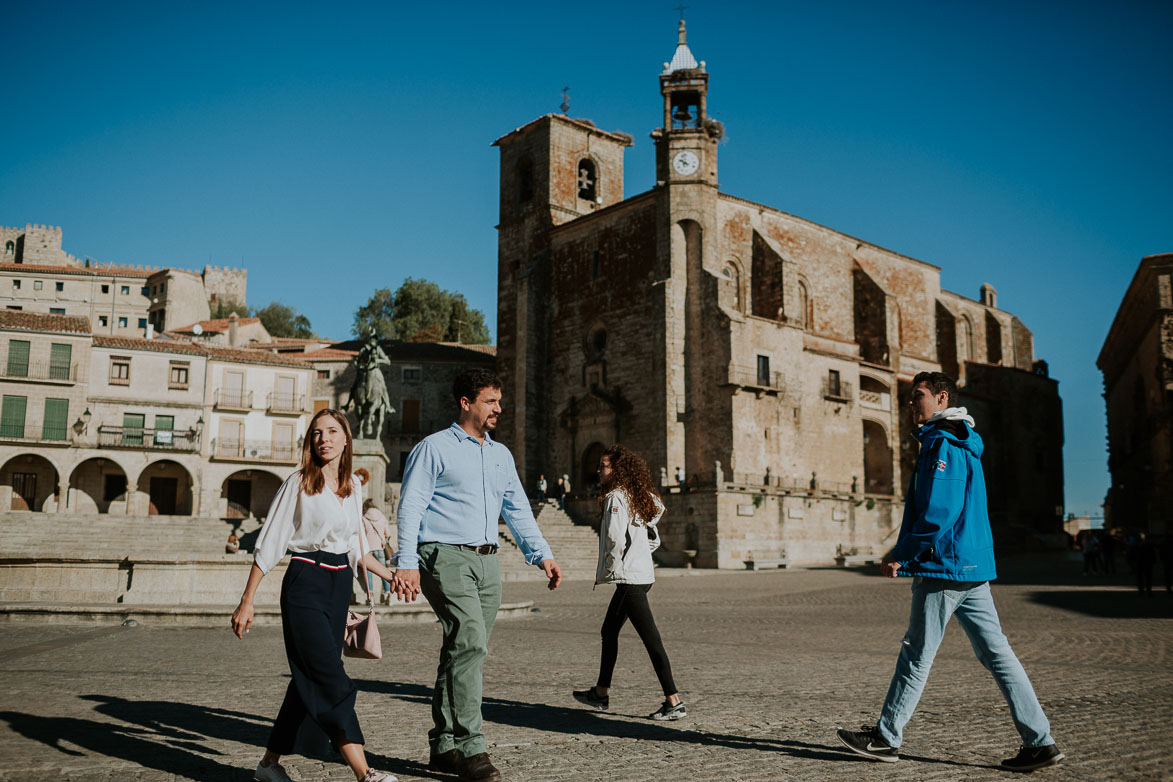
[877,577,1053,748]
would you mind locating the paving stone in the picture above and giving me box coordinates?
[0,556,1169,781]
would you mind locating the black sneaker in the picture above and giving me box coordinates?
[427,748,461,775]
[835,725,899,763]
[1001,744,1064,772]
[648,700,687,721]
[572,686,609,710]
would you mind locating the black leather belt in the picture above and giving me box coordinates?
[458,544,498,555]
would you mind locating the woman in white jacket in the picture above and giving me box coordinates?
[572,445,686,721]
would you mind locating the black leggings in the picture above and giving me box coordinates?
[597,583,677,696]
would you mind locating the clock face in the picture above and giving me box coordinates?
[672,150,700,176]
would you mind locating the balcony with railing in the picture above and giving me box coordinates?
[214,389,253,411]
[212,438,298,464]
[859,389,891,411]
[267,392,305,415]
[726,366,785,394]
[97,425,200,452]
[0,422,70,444]
[0,361,80,384]
[823,377,853,403]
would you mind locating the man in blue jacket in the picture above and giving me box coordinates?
[836,372,1063,772]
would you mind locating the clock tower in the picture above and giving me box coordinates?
[652,19,721,186]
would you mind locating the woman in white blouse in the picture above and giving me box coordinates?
[232,409,403,782]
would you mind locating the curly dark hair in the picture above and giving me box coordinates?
[601,444,660,525]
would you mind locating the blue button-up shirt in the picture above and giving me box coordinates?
[395,422,553,570]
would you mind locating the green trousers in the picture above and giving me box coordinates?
[418,542,502,756]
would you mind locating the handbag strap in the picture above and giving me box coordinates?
[356,503,375,611]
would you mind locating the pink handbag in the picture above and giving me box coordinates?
[344,550,382,659]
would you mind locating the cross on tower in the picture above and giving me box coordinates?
[560,86,570,114]
[675,2,688,20]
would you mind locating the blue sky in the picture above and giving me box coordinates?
[1,1,1169,518]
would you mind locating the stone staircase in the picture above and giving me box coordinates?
[0,511,247,559]
[497,502,599,581]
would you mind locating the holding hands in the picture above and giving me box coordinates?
[391,569,422,602]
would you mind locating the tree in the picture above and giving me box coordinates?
[352,288,396,341]
[352,278,490,344]
[253,302,315,338]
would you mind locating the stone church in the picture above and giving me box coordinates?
[494,22,1064,567]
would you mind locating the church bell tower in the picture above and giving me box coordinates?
[653,19,722,186]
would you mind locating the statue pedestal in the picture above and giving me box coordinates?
[352,438,390,510]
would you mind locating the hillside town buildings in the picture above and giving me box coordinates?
[494,21,1064,566]
[1098,252,1173,535]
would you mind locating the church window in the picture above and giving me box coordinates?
[796,280,810,329]
[4,241,12,256]
[722,261,742,312]
[577,159,597,202]
[586,326,607,360]
[516,158,534,205]
[671,92,701,129]
[958,315,973,362]
[751,231,784,322]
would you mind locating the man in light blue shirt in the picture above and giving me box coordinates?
[392,368,561,782]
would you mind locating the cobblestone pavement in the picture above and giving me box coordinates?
[1,556,1170,781]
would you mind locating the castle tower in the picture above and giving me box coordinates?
[493,113,632,479]
[652,19,728,484]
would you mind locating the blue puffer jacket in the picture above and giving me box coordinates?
[889,417,997,582]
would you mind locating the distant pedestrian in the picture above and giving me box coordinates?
[1133,531,1157,595]
[675,466,685,486]
[559,473,571,510]
[537,474,548,502]
[835,372,1062,772]
[1100,531,1117,575]
[573,444,686,722]
[363,498,394,604]
[1082,531,1101,576]
[225,532,240,554]
[231,408,396,782]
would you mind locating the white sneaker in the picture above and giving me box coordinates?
[361,770,397,782]
[254,760,295,782]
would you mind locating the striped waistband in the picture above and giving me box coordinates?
[290,551,350,570]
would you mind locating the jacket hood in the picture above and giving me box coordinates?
[918,408,984,458]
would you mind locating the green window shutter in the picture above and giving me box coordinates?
[154,414,174,446]
[42,398,68,441]
[48,343,72,380]
[6,341,29,378]
[2,395,27,438]
[123,412,145,445]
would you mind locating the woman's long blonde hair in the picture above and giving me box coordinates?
[299,408,354,498]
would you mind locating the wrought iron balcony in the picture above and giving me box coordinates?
[0,361,80,383]
[214,389,253,411]
[212,438,298,464]
[266,392,304,414]
[98,425,199,452]
[0,423,70,443]
[726,366,785,393]
[823,378,853,403]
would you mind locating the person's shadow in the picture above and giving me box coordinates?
[352,680,994,771]
[0,709,252,781]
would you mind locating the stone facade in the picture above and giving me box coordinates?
[0,310,314,521]
[495,21,1065,567]
[1098,252,1173,535]
[0,224,245,337]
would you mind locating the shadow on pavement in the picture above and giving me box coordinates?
[1026,589,1173,619]
[354,680,990,770]
[0,709,252,781]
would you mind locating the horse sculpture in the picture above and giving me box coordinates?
[346,332,394,439]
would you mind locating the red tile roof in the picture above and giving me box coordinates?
[169,316,262,334]
[0,310,91,335]
[299,348,358,361]
[93,335,207,356]
[92,335,312,368]
[0,262,157,278]
[204,345,313,368]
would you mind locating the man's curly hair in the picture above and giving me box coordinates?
[601,444,660,525]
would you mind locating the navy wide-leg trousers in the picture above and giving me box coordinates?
[266,551,365,754]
